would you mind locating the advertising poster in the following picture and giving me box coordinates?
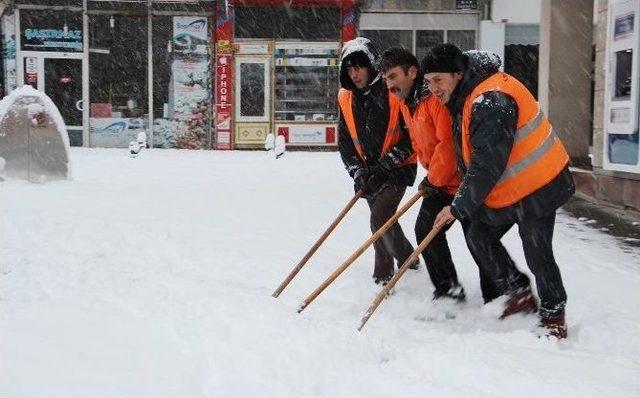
[25,57,37,87]
[173,16,209,56]
[160,16,211,149]
[89,117,147,148]
[215,2,234,149]
[2,13,16,93]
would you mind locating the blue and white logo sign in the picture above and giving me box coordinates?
[90,119,128,136]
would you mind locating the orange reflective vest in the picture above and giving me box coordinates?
[400,95,460,195]
[338,88,416,165]
[461,72,570,208]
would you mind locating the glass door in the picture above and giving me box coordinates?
[20,55,84,146]
[235,56,270,122]
[234,56,271,147]
[44,58,83,146]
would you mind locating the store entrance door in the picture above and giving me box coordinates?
[234,55,271,148]
[20,54,84,146]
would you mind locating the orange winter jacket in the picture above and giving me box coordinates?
[461,72,570,208]
[338,88,416,166]
[400,94,460,195]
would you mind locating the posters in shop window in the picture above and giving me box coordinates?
[156,16,211,149]
[2,13,16,94]
[173,16,209,56]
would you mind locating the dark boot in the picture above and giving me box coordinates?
[433,284,466,303]
[539,310,567,339]
[374,273,393,286]
[500,286,538,319]
[408,258,420,270]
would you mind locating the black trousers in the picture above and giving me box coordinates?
[414,190,502,302]
[465,212,567,317]
[366,185,415,280]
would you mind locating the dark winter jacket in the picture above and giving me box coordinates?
[337,38,416,187]
[446,51,575,225]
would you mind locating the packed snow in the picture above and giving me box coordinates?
[1,149,639,397]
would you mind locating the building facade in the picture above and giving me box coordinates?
[0,0,356,150]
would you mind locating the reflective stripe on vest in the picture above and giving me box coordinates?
[338,88,414,164]
[461,72,569,208]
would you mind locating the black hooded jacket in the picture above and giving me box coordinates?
[446,51,575,225]
[337,38,416,187]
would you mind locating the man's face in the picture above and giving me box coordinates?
[347,66,370,89]
[382,65,417,100]
[424,72,463,104]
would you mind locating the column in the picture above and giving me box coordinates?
[539,0,594,166]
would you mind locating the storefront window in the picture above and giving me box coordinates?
[447,30,475,51]
[152,15,212,149]
[88,14,148,148]
[416,30,444,62]
[274,43,339,122]
[359,29,412,53]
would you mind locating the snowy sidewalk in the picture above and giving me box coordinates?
[1,149,639,397]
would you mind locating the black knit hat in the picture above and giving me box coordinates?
[420,43,466,74]
[343,51,372,69]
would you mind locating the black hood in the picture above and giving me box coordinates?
[449,50,502,113]
[339,37,381,91]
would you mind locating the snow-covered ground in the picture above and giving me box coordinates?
[1,149,639,398]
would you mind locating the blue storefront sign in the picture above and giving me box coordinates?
[23,28,82,51]
[20,10,83,52]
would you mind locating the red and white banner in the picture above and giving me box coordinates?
[214,2,234,150]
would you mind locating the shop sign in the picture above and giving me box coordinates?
[610,107,631,125]
[215,2,234,149]
[215,54,233,149]
[235,43,271,55]
[455,0,477,10]
[341,1,357,42]
[89,118,129,136]
[22,27,82,52]
[286,124,330,144]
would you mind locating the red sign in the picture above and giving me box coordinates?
[214,2,234,150]
[341,1,357,42]
[325,127,336,144]
[215,54,233,150]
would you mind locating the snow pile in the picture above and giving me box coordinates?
[0,85,71,150]
[0,149,638,397]
[0,85,73,180]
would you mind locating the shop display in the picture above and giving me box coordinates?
[274,42,339,122]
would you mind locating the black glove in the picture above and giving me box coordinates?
[354,167,385,196]
[353,168,370,193]
[377,154,397,174]
[418,177,441,197]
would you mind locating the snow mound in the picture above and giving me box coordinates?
[0,85,73,181]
